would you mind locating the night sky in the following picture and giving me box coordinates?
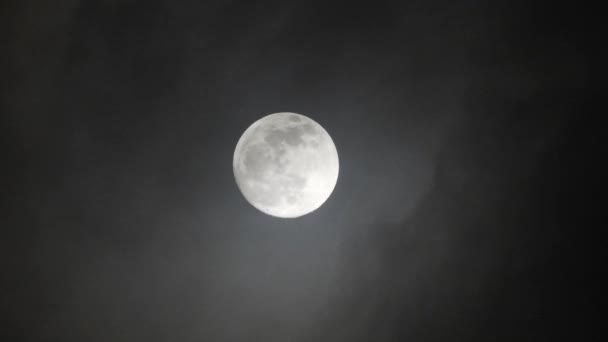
[2,1,596,341]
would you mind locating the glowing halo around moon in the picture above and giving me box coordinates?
[233,112,339,218]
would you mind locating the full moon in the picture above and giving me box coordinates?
[233,112,339,218]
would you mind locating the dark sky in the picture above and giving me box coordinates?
[1,1,596,341]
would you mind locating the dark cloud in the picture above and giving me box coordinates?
[2,1,595,341]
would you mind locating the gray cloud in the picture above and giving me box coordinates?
[2,1,592,341]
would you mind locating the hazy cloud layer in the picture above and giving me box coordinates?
[2,1,592,341]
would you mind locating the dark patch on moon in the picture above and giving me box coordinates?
[243,144,270,179]
[264,123,316,147]
[286,173,307,189]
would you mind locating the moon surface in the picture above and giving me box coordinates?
[233,112,339,218]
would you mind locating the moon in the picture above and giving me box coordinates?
[233,112,339,218]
